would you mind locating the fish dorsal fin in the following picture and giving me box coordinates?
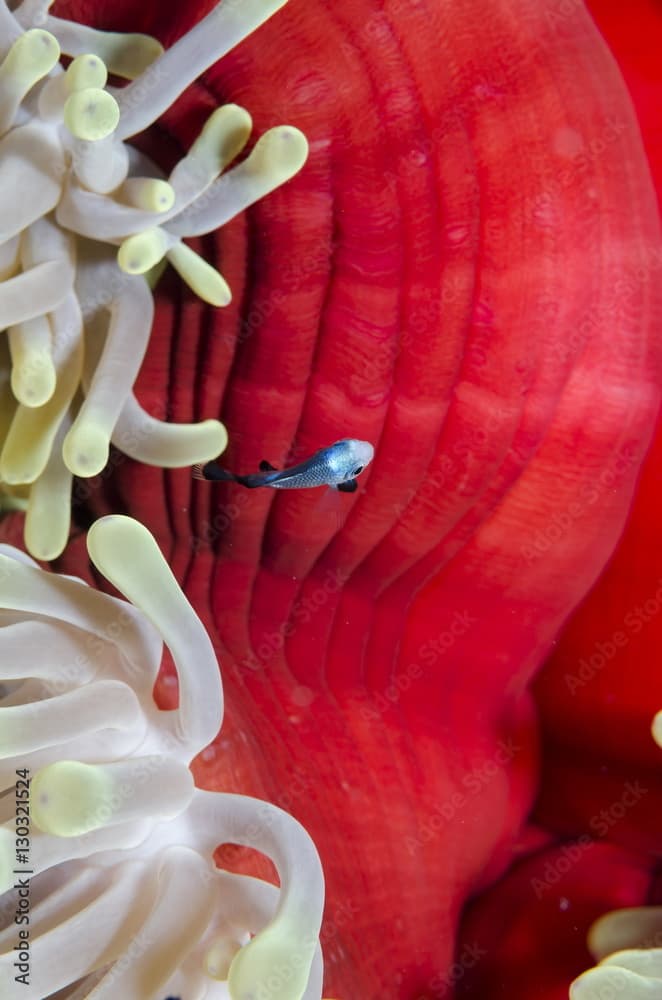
[336,478,358,493]
[259,460,278,472]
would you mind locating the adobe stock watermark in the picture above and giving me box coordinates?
[39,603,139,696]
[320,897,361,957]
[531,779,648,898]
[359,609,477,721]
[520,442,636,563]
[564,576,662,694]
[424,941,488,997]
[389,412,517,529]
[405,737,521,856]
[237,568,348,672]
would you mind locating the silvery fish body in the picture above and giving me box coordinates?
[195,438,374,492]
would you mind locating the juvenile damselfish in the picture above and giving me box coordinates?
[193,439,374,492]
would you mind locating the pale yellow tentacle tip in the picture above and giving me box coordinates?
[63,87,120,141]
[120,177,175,212]
[103,33,164,80]
[118,227,170,275]
[254,125,309,181]
[167,242,231,307]
[651,711,662,748]
[62,423,109,477]
[112,414,227,467]
[228,927,316,1000]
[570,966,656,999]
[192,103,253,167]
[10,358,56,408]
[208,419,229,457]
[65,52,108,92]
[0,28,60,83]
[25,497,70,562]
[31,761,113,837]
[86,515,186,629]
[86,514,159,575]
[0,452,36,486]
[180,418,229,463]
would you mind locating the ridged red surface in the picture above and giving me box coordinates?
[3,1,661,997]
[452,2,662,996]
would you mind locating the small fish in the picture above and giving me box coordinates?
[193,438,374,492]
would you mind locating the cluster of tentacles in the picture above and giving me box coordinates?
[0,0,306,560]
[568,705,662,998]
[0,515,324,999]
[571,905,662,997]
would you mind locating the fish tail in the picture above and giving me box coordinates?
[193,464,281,487]
[192,461,236,482]
[234,472,271,488]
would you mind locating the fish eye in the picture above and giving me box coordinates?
[353,466,363,476]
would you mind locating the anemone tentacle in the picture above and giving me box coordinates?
[0,0,307,558]
[0,514,324,1000]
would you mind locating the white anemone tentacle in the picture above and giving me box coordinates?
[0,516,325,999]
[0,0,308,559]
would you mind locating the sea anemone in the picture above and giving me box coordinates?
[0,0,307,561]
[1,0,662,997]
[0,514,324,999]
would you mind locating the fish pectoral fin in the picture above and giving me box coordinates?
[336,478,358,493]
[259,460,278,472]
